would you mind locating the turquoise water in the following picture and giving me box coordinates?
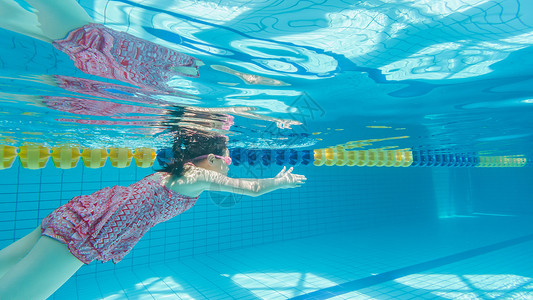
[1,0,533,156]
[2,1,533,300]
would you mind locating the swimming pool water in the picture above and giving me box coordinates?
[1,0,533,299]
[1,0,533,155]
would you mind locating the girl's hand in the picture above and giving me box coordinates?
[275,119,302,129]
[275,166,307,189]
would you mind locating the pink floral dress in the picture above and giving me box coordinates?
[40,173,198,264]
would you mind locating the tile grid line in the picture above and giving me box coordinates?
[289,232,533,300]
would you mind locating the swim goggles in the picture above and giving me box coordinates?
[190,154,232,166]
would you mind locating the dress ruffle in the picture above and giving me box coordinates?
[66,186,125,239]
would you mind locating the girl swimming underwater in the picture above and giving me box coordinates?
[0,131,306,299]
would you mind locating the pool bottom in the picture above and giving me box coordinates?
[51,215,533,299]
[334,239,533,300]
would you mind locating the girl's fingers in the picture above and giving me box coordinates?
[278,167,307,186]
[276,166,286,177]
[279,166,286,175]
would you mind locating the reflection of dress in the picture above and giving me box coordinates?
[53,75,187,105]
[41,173,198,264]
[53,23,199,93]
[42,96,162,117]
[43,95,234,130]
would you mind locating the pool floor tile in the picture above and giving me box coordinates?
[50,216,533,299]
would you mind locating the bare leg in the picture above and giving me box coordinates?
[0,235,84,300]
[0,0,47,42]
[24,0,93,40]
[0,226,42,278]
[0,0,92,42]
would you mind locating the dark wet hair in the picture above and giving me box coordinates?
[156,129,228,176]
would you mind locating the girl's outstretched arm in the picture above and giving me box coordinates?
[198,166,306,197]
